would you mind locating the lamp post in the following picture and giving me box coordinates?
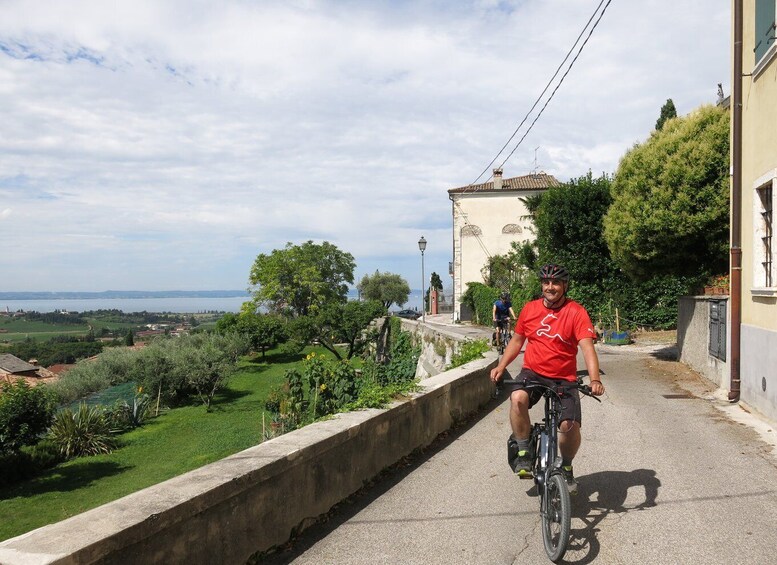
[418,236,427,323]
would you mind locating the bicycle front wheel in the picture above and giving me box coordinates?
[541,472,571,562]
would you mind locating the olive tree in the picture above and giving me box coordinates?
[217,311,286,358]
[357,271,411,309]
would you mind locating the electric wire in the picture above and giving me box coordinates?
[496,0,613,170]
[452,0,614,281]
[467,0,613,189]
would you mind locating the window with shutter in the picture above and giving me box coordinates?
[755,0,776,64]
[755,181,774,289]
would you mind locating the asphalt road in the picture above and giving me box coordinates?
[257,339,777,565]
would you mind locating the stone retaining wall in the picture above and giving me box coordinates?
[0,349,497,565]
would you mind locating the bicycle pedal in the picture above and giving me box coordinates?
[516,470,534,479]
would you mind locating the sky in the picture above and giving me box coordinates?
[0,0,730,294]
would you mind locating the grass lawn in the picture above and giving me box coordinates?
[0,346,332,542]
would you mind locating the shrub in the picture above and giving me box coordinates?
[25,438,64,470]
[263,384,288,414]
[48,404,117,458]
[49,347,139,405]
[0,380,55,454]
[461,283,500,326]
[382,330,420,385]
[450,338,491,368]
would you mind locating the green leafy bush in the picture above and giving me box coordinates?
[49,347,139,405]
[25,438,64,470]
[284,353,361,419]
[450,339,490,368]
[461,283,500,326]
[48,404,117,458]
[0,380,55,454]
[0,438,64,488]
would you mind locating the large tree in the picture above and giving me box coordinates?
[519,171,698,329]
[604,104,729,279]
[535,172,615,283]
[249,241,356,317]
[357,270,410,310]
[532,171,619,315]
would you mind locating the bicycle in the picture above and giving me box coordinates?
[494,318,512,354]
[499,376,601,563]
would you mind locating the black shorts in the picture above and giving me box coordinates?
[505,367,582,426]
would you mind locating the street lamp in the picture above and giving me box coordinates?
[418,236,427,323]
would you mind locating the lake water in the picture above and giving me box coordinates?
[1,290,426,314]
[1,296,251,314]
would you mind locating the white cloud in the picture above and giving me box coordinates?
[0,0,730,291]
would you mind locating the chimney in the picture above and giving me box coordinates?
[493,168,503,190]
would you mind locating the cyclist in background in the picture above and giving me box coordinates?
[490,264,604,493]
[492,292,516,346]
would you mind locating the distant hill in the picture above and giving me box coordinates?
[0,290,250,300]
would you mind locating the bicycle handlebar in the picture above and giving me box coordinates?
[498,377,602,402]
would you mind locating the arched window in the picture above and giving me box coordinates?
[461,225,482,237]
[502,224,523,234]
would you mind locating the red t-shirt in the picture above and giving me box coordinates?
[515,298,596,381]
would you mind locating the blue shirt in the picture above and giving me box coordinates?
[494,299,512,318]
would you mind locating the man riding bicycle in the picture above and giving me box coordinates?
[490,264,605,493]
[492,292,516,346]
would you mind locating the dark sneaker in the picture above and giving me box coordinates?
[561,465,578,494]
[513,449,533,478]
[507,436,533,478]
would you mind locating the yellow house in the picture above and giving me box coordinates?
[447,169,560,321]
[732,0,777,419]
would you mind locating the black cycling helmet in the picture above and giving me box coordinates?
[500,291,510,301]
[538,263,570,281]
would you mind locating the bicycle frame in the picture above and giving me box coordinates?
[495,318,512,354]
[499,377,600,562]
[531,384,564,494]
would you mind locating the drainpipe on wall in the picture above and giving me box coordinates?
[450,194,456,322]
[729,0,743,402]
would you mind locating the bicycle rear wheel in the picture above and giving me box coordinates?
[541,472,571,562]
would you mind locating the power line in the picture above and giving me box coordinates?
[468,0,613,188]
[452,1,614,276]
[497,0,613,169]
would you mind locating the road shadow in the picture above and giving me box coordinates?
[560,468,661,564]
[248,398,501,564]
[649,345,678,361]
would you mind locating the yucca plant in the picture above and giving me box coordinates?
[48,404,117,459]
